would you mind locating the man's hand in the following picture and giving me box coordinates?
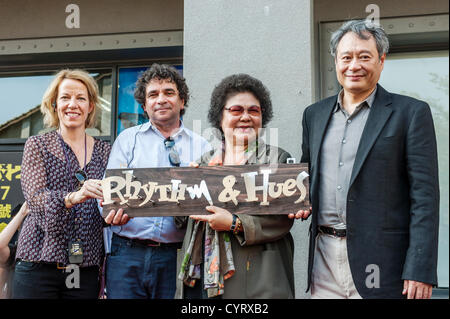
[288,207,312,220]
[190,206,233,232]
[403,280,433,299]
[104,208,131,226]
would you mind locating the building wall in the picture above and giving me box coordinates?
[315,0,449,22]
[183,0,315,298]
[0,0,183,39]
[0,0,184,62]
[0,0,448,299]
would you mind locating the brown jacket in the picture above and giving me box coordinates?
[175,143,295,299]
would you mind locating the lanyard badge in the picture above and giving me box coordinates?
[68,240,84,264]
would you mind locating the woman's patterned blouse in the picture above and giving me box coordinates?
[16,130,111,267]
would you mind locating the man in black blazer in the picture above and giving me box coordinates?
[291,20,439,298]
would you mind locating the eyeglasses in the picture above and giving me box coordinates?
[74,170,87,189]
[224,105,262,117]
[164,137,181,167]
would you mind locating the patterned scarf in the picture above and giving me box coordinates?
[178,147,237,297]
[178,220,235,297]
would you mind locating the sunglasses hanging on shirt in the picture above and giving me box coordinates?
[74,169,87,188]
[164,137,181,167]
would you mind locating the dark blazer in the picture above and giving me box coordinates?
[301,84,439,298]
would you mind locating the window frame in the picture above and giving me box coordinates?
[0,52,183,150]
[0,66,116,146]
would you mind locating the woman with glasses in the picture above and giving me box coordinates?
[13,69,111,299]
[176,74,295,299]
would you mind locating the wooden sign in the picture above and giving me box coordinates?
[101,163,309,217]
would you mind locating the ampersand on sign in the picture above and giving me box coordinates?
[218,175,241,205]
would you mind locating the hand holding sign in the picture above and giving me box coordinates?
[288,207,312,220]
[190,205,234,232]
[104,207,131,226]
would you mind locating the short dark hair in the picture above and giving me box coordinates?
[208,74,273,132]
[134,63,189,117]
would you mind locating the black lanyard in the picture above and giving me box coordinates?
[57,130,87,249]
[57,132,87,236]
[57,130,87,191]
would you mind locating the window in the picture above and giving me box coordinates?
[379,50,449,288]
[116,65,183,135]
[0,69,112,140]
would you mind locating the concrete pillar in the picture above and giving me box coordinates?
[183,0,314,298]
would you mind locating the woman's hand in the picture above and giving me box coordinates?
[190,206,234,232]
[66,179,103,207]
[288,207,312,220]
[189,162,199,168]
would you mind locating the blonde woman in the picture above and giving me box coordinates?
[13,69,111,299]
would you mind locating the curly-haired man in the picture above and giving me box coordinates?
[104,63,210,299]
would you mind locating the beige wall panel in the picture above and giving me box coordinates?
[0,0,183,40]
[315,0,448,22]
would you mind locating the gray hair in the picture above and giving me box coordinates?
[330,19,389,58]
